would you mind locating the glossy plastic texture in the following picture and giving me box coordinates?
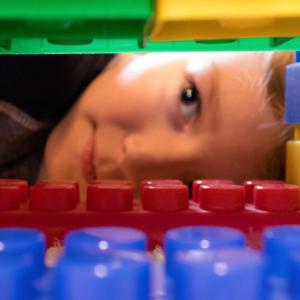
[192,179,232,202]
[285,63,300,124]
[0,255,37,300]
[0,179,28,202]
[151,0,300,41]
[65,227,147,256]
[296,51,300,62]
[165,226,246,273]
[290,252,300,299]
[1,179,300,250]
[244,180,285,203]
[199,184,245,212]
[2,0,300,53]
[0,228,46,275]
[264,226,300,278]
[87,184,133,212]
[1,37,300,53]
[171,248,265,300]
[286,140,300,186]
[0,0,152,54]
[142,184,189,211]
[53,250,150,300]
[254,184,300,212]
[30,182,78,211]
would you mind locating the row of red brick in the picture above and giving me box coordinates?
[0,178,298,213]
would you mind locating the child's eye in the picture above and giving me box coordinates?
[180,84,201,122]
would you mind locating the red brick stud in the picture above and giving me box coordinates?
[87,184,133,212]
[37,180,79,204]
[254,184,300,212]
[140,179,184,200]
[244,180,285,203]
[0,179,28,202]
[199,184,245,212]
[192,180,233,202]
[142,184,189,211]
[0,185,21,210]
[30,182,78,211]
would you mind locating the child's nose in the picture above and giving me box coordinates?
[122,129,196,173]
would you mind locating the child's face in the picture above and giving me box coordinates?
[42,52,282,190]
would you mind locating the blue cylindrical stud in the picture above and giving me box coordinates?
[165,226,246,273]
[171,248,265,300]
[53,250,150,300]
[264,225,300,279]
[65,227,147,256]
[0,228,45,275]
[290,252,300,299]
[0,254,37,300]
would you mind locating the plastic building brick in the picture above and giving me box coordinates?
[150,0,300,41]
[164,226,245,274]
[192,179,232,202]
[254,184,300,212]
[0,227,46,299]
[260,226,300,299]
[285,59,300,186]
[290,251,300,299]
[0,0,152,54]
[171,248,265,300]
[198,184,245,212]
[286,137,300,186]
[64,227,147,255]
[30,181,79,211]
[0,179,28,205]
[4,225,300,299]
[2,36,300,54]
[264,226,300,278]
[142,184,189,211]
[285,63,300,124]
[87,184,133,212]
[0,179,299,250]
[53,250,151,300]
[244,180,285,203]
[0,228,46,273]
[1,1,300,52]
[296,51,300,63]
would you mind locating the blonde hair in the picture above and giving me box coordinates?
[264,51,294,179]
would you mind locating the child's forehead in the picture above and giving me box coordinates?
[118,52,271,82]
[186,52,270,74]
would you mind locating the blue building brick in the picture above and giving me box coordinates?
[285,63,300,124]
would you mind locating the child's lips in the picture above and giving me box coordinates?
[81,134,96,181]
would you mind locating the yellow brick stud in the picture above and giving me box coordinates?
[286,125,300,185]
[150,0,300,41]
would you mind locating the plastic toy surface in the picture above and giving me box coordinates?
[151,0,300,41]
[1,225,300,299]
[0,179,299,298]
[1,0,300,53]
[285,56,300,186]
[0,178,299,251]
